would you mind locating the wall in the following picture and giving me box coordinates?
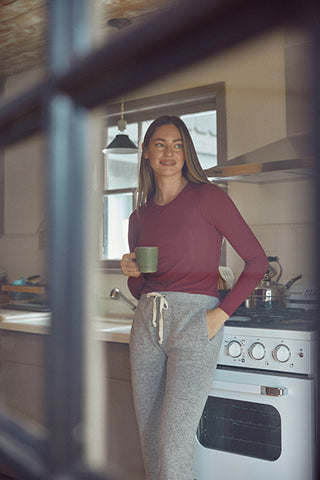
[0,68,46,283]
[0,27,314,310]
[226,179,315,286]
[129,27,287,160]
[0,133,46,282]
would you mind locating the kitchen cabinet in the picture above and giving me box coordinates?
[0,325,145,480]
[0,330,46,479]
[103,341,145,480]
[0,330,46,425]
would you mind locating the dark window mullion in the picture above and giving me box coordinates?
[46,94,88,472]
[46,0,91,474]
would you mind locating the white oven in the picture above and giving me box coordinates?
[194,367,315,480]
[194,320,317,480]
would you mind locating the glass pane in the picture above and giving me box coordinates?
[141,119,154,137]
[181,111,217,169]
[105,123,139,189]
[197,396,281,461]
[103,193,132,259]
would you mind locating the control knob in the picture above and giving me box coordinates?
[226,340,242,358]
[272,344,291,363]
[248,342,266,360]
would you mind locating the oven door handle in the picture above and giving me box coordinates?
[212,380,288,397]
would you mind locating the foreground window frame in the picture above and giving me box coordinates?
[0,0,319,478]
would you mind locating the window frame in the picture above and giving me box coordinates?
[0,0,318,478]
[101,187,137,270]
[100,82,227,270]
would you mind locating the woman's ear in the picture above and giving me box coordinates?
[142,142,149,160]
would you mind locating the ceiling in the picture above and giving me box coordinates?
[0,0,172,77]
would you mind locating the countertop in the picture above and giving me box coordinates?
[0,308,133,343]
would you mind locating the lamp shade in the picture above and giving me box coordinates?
[102,133,138,154]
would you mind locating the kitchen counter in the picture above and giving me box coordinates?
[0,308,143,479]
[92,314,132,342]
[0,308,133,342]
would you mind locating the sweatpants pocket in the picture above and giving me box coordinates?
[201,308,211,341]
[187,308,212,347]
[201,308,224,342]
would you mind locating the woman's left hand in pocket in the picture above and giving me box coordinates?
[206,307,229,339]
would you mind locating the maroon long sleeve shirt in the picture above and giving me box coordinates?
[128,182,268,316]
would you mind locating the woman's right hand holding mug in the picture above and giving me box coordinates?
[121,252,141,278]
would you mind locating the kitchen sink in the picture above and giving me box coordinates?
[98,323,132,333]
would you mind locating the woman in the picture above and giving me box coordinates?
[121,115,268,480]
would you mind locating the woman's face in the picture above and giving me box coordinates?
[143,124,185,180]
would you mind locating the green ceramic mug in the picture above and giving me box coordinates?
[136,247,158,273]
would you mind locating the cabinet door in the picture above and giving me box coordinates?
[103,342,145,479]
[1,331,46,425]
[105,378,145,480]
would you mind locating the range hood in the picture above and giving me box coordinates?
[205,134,314,183]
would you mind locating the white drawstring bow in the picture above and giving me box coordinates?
[146,292,168,344]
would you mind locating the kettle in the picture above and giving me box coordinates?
[246,256,302,310]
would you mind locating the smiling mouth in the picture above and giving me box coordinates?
[160,161,175,166]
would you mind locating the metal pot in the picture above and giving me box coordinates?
[245,256,302,310]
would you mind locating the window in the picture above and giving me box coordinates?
[101,83,226,268]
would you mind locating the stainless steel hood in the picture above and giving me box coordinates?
[205,134,314,183]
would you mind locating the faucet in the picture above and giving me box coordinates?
[110,288,136,311]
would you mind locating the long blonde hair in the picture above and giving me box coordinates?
[137,115,210,207]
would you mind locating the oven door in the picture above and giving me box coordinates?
[194,367,315,480]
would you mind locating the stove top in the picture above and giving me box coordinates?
[220,306,317,375]
[226,307,318,332]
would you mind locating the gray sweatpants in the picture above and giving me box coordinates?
[129,291,224,480]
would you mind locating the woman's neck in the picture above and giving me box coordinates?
[154,176,188,206]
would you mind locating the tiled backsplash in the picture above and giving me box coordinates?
[226,222,315,285]
[94,271,136,317]
[226,178,315,285]
[0,233,46,283]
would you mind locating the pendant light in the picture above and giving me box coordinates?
[102,97,138,154]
